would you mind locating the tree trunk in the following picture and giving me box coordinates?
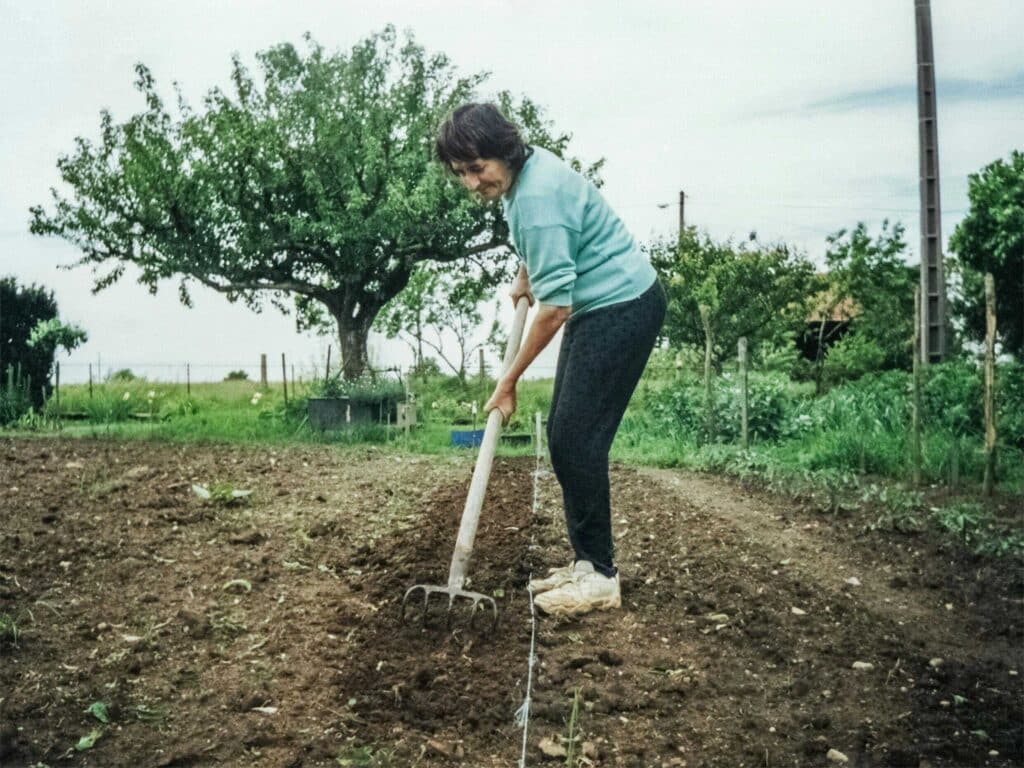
[330,307,376,381]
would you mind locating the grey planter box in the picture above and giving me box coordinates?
[307,397,350,430]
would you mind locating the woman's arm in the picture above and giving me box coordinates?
[484,302,570,421]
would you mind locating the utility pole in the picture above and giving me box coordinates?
[678,190,686,237]
[915,0,947,363]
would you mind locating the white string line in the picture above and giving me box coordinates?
[515,413,544,768]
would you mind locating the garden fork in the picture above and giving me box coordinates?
[401,291,531,629]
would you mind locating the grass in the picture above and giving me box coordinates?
[0,612,19,647]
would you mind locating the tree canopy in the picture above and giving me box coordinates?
[649,228,818,366]
[948,150,1024,359]
[30,27,599,378]
[821,220,916,373]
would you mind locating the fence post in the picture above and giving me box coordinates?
[325,346,332,380]
[281,353,289,405]
[698,303,715,442]
[186,363,191,397]
[88,363,93,400]
[983,273,997,496]
[260,354,268,388]
[911,286,923,485]
[55,361,61,427]
[738,337,749,450]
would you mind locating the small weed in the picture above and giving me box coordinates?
[563,687,583,767]
[0,612,20,647]
[862,483,924,532]
[192,482,253,506]
[335,742,395,767]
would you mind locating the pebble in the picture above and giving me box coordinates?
[929,658,944,668]
[538,737,566,759]
[826,748,849,763]
[844,576,861,587]
[851,661,874,671]
[791,607,807,616]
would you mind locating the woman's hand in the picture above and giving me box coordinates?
[484,378,517,424]
[510,263,535,307]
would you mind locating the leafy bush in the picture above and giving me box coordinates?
[998,360,1024,449]
[223,370,250,381]
[823,332,887,384]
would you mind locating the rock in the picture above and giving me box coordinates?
[598,649,624,666]
[851,661,874,671]
[791,606,807,616]
[426,739,453,757]
[928,657,944,668]
[124,465,151,480]
[844,576,861,587]
[826,748,849,763]
[582,741,598,759]
[538,737,567,759]
[707,612,729,622]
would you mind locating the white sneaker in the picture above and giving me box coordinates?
[534,561,621,617]
[528,564,575,594]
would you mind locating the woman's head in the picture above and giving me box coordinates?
[435,103,529,200]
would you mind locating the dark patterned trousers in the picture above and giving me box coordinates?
[547,279,666,577]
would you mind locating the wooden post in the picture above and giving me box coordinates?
[88,363,93,400]
[738,337,749,450]
[291,364,295,394]
[983,273,997,496]
[911,286,923,485]
[678,190,686,237]
[55,361,61,426]
[281,353,288,405]
[325,346,332,380]
[186,363,191,397]
[260,354,268,388]
[699,303,715,442]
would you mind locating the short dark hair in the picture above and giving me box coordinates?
[435,103,530,174]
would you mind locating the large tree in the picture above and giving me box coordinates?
[30,28,599,379]
[948,150,1023,359]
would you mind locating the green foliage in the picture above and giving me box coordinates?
[26,317,88,355]
[223,370,250,381]
[375,263,490,380]
[649,229,819,366]
[948,150,1024,358]
[108,369,139,382]
[823,331,887,384]
[0,276,59,410]
[933,502,1024,559]
[0,612,19,646]
[30,27,597,379]
[823,221,916,370]
[308,373,405,407]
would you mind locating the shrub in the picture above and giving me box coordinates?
[223,370,250,381]
[108,369,139,382]
[823,332,887,384]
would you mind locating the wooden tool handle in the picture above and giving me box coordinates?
[447,296,531,589]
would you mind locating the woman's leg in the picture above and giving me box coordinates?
[546,282,666,577]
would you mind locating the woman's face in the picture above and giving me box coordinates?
[449,158,513,201]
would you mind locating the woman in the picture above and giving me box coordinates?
[436,103,665,617]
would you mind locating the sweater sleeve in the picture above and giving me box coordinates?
[518,225,579,306]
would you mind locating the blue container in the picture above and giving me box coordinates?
[450,429,485,448]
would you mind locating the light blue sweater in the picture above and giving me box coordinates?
[501,146,657,314]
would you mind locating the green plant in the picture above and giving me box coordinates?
[223,370,250,381]
[861,483,924,532]
[335,743,394,767]
[0,612,20,646]
[563,687,583,767]
[108,368,139,382]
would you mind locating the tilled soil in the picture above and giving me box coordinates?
[0,437,1021,767]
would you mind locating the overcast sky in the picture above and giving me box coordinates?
[1,1,1021,383]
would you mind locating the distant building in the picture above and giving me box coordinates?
[799,282,858,361]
